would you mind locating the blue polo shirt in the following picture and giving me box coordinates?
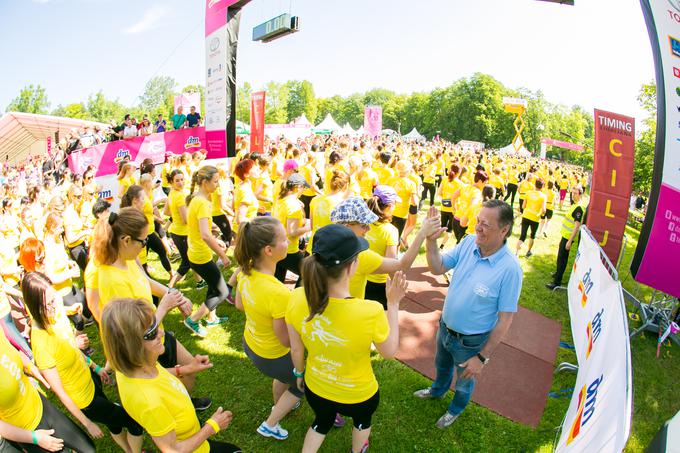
[441,234,523,335]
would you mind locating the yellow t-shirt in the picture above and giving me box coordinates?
[454,185,481,219]
[0,331,43,430]
[523,190,547,222]
[308,194,341,251]
[43,239,73,295]
[543,188,556,210]
[63,205,85,248]
[392,177,417,219]
[349,249,383,299]
[358,169,378,200]
[97,260,153,309]
[32,328,94,409]
[300,165,318,197]
[237,270,291,359]
[161,164,171,189]
[439,178,462,213]
[211,188,224,217]
[285,288,389,403]
[117,363,209,453]
[119,175,135,198]
[422,165,437,184]
[142,196,155,233]
[463,200,483,232]
[187,196,213,265]
[365,222,399,285]
[518,180,533,199]
[375,166,395,185]
[234,182,259,232]
[273,196,305,255]
[168,189,189,236]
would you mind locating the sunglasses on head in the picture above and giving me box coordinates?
[143,319,159,341]
[131,236,148,247]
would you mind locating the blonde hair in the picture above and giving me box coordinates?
[101,298,155,375]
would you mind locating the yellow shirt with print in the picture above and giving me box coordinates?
[273,196,305,255]
[187,196,213,264]
[168,189,189,236]
[285,288,389,404]
[237,270,291,359]
[349,249,383,299]
[366,222,399,285]
[523,190,547,222]
[0,331,43,430]
[117,363,208,453]
[440,178,462,213]
[32,328,94,409]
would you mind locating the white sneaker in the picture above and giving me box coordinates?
[435,411,459,429]
[257,421,288,440]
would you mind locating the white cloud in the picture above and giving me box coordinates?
[123,6,168,35]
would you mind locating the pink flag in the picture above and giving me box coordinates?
[364,106,382,138]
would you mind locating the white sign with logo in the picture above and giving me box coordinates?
[555,227,632,452]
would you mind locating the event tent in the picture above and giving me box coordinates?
[382,129,398,136]
[498,143,532,157]
[313,114,341,135]
[340,122,355,135]
[403,127,425,140]
[291,114,313,127]
[0,112,109,164]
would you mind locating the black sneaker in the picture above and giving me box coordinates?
[545,282,559,290]
[525,251,533,258]
[191,397,212,411]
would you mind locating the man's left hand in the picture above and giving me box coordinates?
[459,356,484,379]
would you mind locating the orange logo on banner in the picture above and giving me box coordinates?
[567,386,587,444]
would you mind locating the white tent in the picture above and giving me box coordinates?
[291,114,313,127]
[355,126,365,135]
[340,122,355,135]
[381,129,397,136]
[314,114,341,133]
[0,112,109,163]
[403,127,424,140]
[498,143,532,157]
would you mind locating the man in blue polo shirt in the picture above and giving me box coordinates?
[414,200,523,429]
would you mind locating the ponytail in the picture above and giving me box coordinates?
[185,173,198,206]
[92,207,147,265]
[301,254,350,321]
[120,185,144,208]
[186,165,218,205]
[366,195,391,223]
[234,216,281,275]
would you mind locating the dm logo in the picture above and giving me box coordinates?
[184,136,201,150]
[577,268,594,308]
[670,36,680,58]
[567,375,604,445]
[585,309,604,359]
[113,149,131,163]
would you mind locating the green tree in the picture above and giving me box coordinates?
[316,96,345,126]
[286,80,317,123]
[86,91,127,123]
[181,84,205,116]
[139,76,177,117]
[51,103,88,119]
[6,84,50,114]
[264,81,290,124]
[633,81,657,194]
[236,82,252,123]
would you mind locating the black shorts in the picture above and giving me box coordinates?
[519,217,540,241]
[158,331,178,368]
[242,338,304,398]
[364,280,387,309]
[440,211,454,233]
[391,216,407,237]
[305,385,380,435]
[409,204,418,215]
[542,209,553,220]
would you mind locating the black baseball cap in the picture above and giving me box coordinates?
[312,224,369,267]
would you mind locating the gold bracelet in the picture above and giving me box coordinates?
[205,418,220,434]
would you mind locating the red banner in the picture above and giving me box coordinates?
[586,109,635,264]
[540,137,584,151]
[250,91,266,153]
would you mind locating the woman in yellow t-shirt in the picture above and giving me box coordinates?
[184,166,232,337]
[538,180,557,238]
[389,160,418,240]
[460,185,496,236]
[233,217,301,440]
[91,208,211,408]
[116,162,136,201]
[63,186,89,272]
[285,224,407,453]
[233,159,260,233]
[101,299,240,453]
[309,169,349,252]
[23,272,144,452]
[254,155,274,216]
[516,178,547,258]
[0,328,94,452]
[437,163,462,250]
[212,163,235,244]
[272,174,311,287]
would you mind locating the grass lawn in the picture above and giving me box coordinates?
[68,202,679,452]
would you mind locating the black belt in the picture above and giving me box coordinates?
[445,325,488,339]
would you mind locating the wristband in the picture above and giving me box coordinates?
[206,418,220,434]
[86,356,92,365]
[293,367,304,378]
[95,365,102,374]
[32,431,38,445]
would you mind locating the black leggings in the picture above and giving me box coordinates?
[207,439,242,452]
[421,182,436,206]
[305,385,380,435]
[299,195,315,219]
[12,393,95,453]
[391,216,407,237]
[62,286,91,332]
[170,233,191,276]
[81,370,143,436]
[504,183,518,207]
[364,281,387,309]
[519,217,539,241]
[68,243,89,273]
[452,218,467,243]
[274,252,305,287]
[213,214,233,245]
[189,260,228,310]
[147,231,172,272]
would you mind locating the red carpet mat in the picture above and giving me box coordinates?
[396,267,562,427]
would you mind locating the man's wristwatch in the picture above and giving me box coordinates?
[477,353,490,365]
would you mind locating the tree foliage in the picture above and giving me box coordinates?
[634,81,657,194]
[6,84,50,114]
[139,76,177,117]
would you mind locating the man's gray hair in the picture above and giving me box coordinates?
[482,199,514,238]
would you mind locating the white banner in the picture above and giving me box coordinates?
[556,227,632,452]
[174,92,201,114]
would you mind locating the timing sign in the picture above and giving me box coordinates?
[252,13,299,42]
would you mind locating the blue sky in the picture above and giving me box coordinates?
[0,0,655,124]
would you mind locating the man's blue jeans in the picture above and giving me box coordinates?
[430,319,490,416]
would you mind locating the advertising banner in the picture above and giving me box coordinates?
[364,106,382,138]
[250,91,266,153]
[556,227,632,452]
[174,92,201,114]
[586,109,635,265]
[68,128,212,177]
[632,0,680,298]
[540,137,584,151]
